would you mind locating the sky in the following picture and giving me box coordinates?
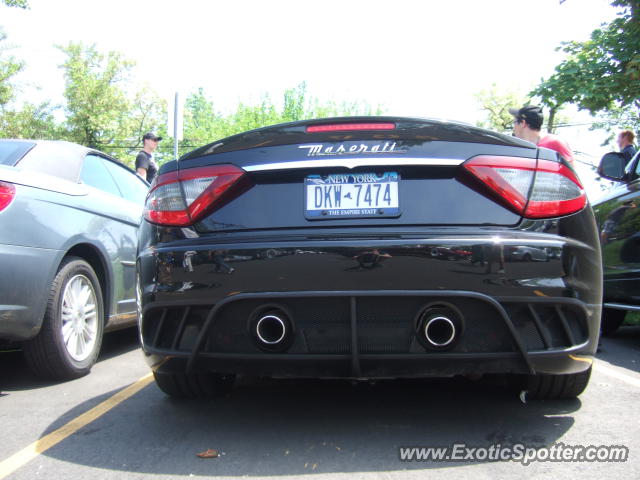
[0,0,625,198]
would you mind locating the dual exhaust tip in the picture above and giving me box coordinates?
[256,314,288,345]
[251,306,293,352]
[417,305,463,350]
[250,303,463,352]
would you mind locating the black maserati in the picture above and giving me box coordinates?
[136,117,602,399]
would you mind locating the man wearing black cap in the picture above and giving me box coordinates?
[509,105,574,165]
[135,132,162,184]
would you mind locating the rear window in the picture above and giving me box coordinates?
[102,158,149,204]
[15,142,84,182]
[0,141,35,166]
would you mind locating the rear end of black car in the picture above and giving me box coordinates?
[136,117,602,399]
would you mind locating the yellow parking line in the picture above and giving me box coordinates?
[568,354,594,365]
[0,373,153,480]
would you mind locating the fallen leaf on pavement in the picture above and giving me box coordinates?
[197,449,220,458]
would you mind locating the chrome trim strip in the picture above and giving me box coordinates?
[604,303,640,312]
[426,238,564,247]
[243,157,464,172]
[120,261,136,267]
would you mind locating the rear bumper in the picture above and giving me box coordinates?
[145,350,594,379]
[142,290,595,379]
[0,243,58,341]
[138,229,601,379]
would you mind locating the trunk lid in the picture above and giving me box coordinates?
[151,117,547,232]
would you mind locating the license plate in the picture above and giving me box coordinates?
[304,172,400,219]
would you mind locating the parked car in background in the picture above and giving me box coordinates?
[507,246,549,262]
[137,117,602,400]
[0,140,149,380]
[593,150,640,335]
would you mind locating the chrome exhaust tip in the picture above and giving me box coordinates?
[250,306,294,352]
[417,305,463,350]
[256,314,287,345]
[424,315,456,347]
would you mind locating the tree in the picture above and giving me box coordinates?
[1,37,163,150]
[0,28,24,110]
[281,82,308,122]
[118,85,166,166]
[0,102,60,138]
[228,97,281,135]
[182,88,224,145]
[57,43,167,164]
[176,82,385,159]
[310,96,385,119]
[0,28,60,138]
[58,42,134,150]
[591,104,640,144]
[283,81,385,120]
[2,0,28,8]
[127,86,166,144]
[532,1,640,119]
[475,84,532,133]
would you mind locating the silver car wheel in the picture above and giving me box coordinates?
[60,274,99,362]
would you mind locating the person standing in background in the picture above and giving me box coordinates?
[617,130,637,164]
[136,132,162,184]
[509,105,575,165]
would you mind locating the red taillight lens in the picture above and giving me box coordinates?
[0,181,16,212]
[462,155,586,219]
[306,123,395,133]
[144,164,246,226]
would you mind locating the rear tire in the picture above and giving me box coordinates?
[523,366,592,400]
[24,257,104,380]
[153,371,235,398]
[601,308,625,336]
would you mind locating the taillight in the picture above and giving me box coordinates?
[144,164,246,226]
[0,181,16,212]
[462,155,586,219]
[306,122,395,133]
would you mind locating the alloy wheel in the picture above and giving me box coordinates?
[60,274,99,362]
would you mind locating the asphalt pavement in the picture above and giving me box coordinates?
[1,326,639,480]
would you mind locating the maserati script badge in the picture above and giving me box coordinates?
[299,142,406,157]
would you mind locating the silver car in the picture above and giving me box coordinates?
[0,140,148,380]
[508,246,549,262]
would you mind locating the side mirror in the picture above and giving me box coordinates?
[598,152,628,181]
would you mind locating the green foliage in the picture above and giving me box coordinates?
[229,97,281,135]
[475,84,532,133]
[117,85,166,167]
[533,1,640,116]
[474,83,571,134]
[169,81,385,160]
[53,43,169,165]
[281,82,307,122]
[591,104,640,145]
[0,28,59,138]
[182,87,225,145]
[2,0,28,8]
[310,96,384,119]
[0,101,60,138]
[0,28,24,108]
[2,34,383,165]
[58,42,134,150]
